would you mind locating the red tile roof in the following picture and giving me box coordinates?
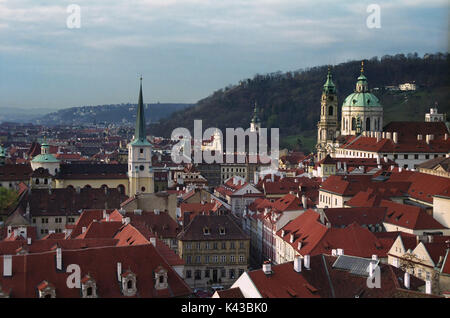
[381,200,446,230]
[0,244,191,298]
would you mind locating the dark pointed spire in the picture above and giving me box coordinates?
[132,76,150,145]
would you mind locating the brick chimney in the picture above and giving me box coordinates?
[304,255,310,270]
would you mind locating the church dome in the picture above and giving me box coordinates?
[342,91,381,107]
[342,62,381,108]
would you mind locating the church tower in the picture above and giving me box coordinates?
[316,67,339,162]
[128,77,154,196]
[250,101,261,133]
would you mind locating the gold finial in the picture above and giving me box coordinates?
[361,61,364,73]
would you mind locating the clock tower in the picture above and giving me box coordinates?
[128,77,154,196]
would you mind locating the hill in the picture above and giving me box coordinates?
[149,52,450,153]
[33,103,192,126]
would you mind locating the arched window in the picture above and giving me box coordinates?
[328,106,333,116]
[366,118,370,131]
[351,117,356,130]
[117,185,125,194]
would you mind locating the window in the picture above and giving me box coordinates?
[219,227,226,235]
[213,255,218,263]
[230,242,235,249]
[140,148,143,154]
[229,269,235,279]
[195,256,201,263]
[239,241,245,249]
[230,255,236,263]
[425,154,429,159]
[194,270,201,280]
[139,165,144,171]
[203,227,210,235]
[221,255,226,263]
[394,154,398,160]
[221,269,226,277]
[186,243,192,249]
[205,270,210,278]
[239,269,245,277]
[186,256,192,264]
[414,154,418,159]
[222,242,227,249]
[213,242,218,249]
[204,255,210,263]
[239,255,245,263]
[186,270,192,278]
[141,187,146,192]
[196,242,201,249]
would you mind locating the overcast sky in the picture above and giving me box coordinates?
[0,0,448,109]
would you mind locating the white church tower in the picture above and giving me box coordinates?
[128,77,154,196]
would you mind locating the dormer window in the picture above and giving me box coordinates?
[121,271,137,297]
[219,227,226,235]
[154,266,168,290]
[37,281,56,298]
[203,227,210,235]
[81,274,98,298]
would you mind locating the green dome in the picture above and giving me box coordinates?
[343,92,381,107]
[31,153,60,163]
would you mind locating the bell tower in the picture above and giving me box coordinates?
[128,77,154,196]
[316,67,339,161]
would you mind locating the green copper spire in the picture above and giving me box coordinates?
[323,66,336,94]
[131,77,151,146]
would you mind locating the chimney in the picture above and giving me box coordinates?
[343,162,347,172]
[262,261,272,275]
[150,237,157,247]
[82,226,87,233]
[3,255,12,277]
[372,254,378,261]
[417,134,423,141]
[426,134,434,144]
[281,229,285,237]
[27,237,32,245]
[399,167,402,173]
[294,256,302,273]
[304,255,310,270]
[445,133,448,141]
[331,249,337,256]
[319,209,325,224]
[425,280,432,294]
[134,209,142,215]
[290,234,295,243]
[376,131,381,142]
[154,209,160,215]
[393,132,398,144]
[76,186,81,194]
[298,242,302,250]
[404,272,410,289]
[386,132,391,140]
[383,156,388,163]
[337,248,344,256]
[105,214,110,222]
[376,157,380,165]
[117,262,122,282]
[56,248,62,270]
[427,235,433,243]
[382,132,386,139]
[369,262,375,278]
[102,210,107,219]
[301,195,307,209]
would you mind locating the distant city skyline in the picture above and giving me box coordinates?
[0,0,448,109]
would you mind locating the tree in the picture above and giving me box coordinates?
[0,187,19,212]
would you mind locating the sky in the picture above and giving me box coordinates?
[0,0,448,109]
